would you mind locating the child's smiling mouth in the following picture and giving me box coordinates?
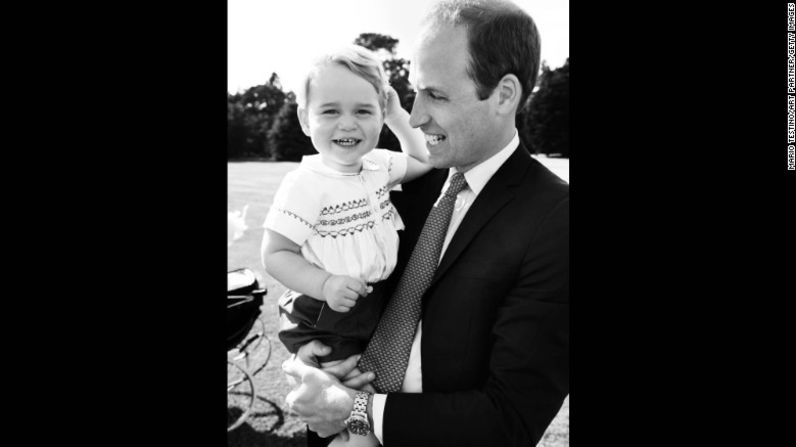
[332,138,362,147]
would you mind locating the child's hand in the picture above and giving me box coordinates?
[322,275,371,313]
[384,85,404,124]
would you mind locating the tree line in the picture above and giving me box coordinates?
[228,33,569,161]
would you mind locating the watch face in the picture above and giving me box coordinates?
[347,417,371,436]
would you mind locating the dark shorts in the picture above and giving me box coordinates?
[278,281,389,363]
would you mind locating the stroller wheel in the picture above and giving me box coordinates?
[227,359,256,431]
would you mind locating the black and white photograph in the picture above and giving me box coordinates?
[16,0,791,445]
[227,0,570,446]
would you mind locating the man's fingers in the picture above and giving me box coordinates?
[281,358,299,379]
[305,340,332,357]
[322,353,360,379]
[341,367,362,381]
[324,356,376,388]
[342,371,375,389]
[282,356,313,381]
[284,387,300,413]
[285,371,298,388]
[296,340,332,366]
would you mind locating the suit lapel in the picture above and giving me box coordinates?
[431,146,532,285]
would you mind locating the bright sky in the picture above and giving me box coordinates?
[228,0,569,94]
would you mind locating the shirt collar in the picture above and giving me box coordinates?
[300,153,380,177]
[448,130,519,197]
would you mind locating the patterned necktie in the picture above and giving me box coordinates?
[359,172,468,392]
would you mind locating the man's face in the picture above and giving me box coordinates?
[409,24,500,172]
[299,64,384,173]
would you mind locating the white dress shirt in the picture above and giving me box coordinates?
[372,131,520,444]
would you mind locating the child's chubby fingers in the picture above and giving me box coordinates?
[341,287,360,300]
[386,85,399,102]
[344,278,370,297]
[328,302,346,313]
[329,297,357,313]
[359,283,373,297]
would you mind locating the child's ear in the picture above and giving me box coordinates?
[297,107,311,136]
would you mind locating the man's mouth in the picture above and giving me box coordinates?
[424,134,446,146]
[332,138,361,147]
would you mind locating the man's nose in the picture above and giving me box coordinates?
[408,95,428,129]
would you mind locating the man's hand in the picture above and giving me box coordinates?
[328,360,377,392]
[323,275,371,313]
[283,355,356,437]
[295,339,331,368]
[296,341,377,390]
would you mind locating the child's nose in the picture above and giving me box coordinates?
[337,115,356,130]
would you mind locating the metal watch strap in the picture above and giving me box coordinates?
[345,391,372,435]
[352,391,369,416]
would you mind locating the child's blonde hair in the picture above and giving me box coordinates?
[297,44,389,112]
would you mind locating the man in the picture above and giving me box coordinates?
[282,1,569,445]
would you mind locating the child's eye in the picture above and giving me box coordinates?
[428,91,445,101]
[322,110,338,115]
[357,109,372,115]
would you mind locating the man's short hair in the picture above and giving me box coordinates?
[296,44,389,112]
[425,0,541,110]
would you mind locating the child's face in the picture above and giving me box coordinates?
[299,64,384,173]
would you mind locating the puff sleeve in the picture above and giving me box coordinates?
[263,170,322,246]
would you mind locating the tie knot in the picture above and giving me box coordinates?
[445,172,468,198]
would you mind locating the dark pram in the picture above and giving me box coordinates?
[227,268,270,431]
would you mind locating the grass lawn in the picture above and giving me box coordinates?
[227,157,569,446]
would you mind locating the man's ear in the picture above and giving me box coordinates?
[494,73,522,115]
[297,106,311,136]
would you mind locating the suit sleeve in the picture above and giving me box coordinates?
[382,197,570,447]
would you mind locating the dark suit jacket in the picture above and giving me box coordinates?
[383,145,569,446]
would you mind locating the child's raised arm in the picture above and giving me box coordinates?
[384,86,432,183]
[262,229,370,312]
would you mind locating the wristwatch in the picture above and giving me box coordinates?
[344,391,372,436]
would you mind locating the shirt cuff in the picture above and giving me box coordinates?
[372,393,387,444]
